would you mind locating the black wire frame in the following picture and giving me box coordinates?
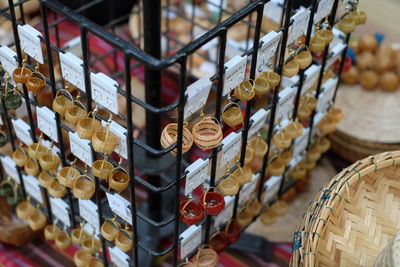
[0,0,355,266]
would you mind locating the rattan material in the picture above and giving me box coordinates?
[373,230,400,267]
[291,151,400,267]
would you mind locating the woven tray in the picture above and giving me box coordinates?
[291,150,400,267]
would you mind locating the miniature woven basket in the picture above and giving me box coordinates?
[291,151,400,267]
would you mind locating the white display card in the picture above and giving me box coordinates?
[184,77,212,120]
[91,72,119,114]
[276,87,296,122]
[0,156,19,183]
[293,127,310,157]
[106,192,132,225]
[263,0,284,24]
[180,225,202,259]
[101,120,126,158]
[303,65,321,93]
[23,174,43,204]
[311,112,324,138]
[69,132,92,167]
[109,246,130,267]
[17,25,43,64]
[239,174,259,207]
[219,132,242,167]
[223,55,247,96]
[37,106,58,142]
[50,197,71,227]
[326,43,346,69]
[12,119,33,146]
[262,175,283,204]
[184,158,209,196]
[315,0,334,22]
[317,78,337,113]
[79,199,100,234]
[214,196,235,228]
[0,46,18,76]
[289,9,311,44]
[256,31,282,75]
[59,52,85,91]
[248,108,270,138]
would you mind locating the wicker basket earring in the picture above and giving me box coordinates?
[57,159,80,188]
[109,164,130,193]
[74,250,92,267]
[192,113,222,150]
[55,230,72,249]
[231,163,253,186]
[65,96,87,125]
[24,158,40,176]
[271,131,292,149]
[27,205,47,230]
[193,245,219,267]
[92,121,119,154]
[253,76,270,96]
[28,134,47,160]
[71,224,90,245]
[268,158,286,176]
[12,59,32,84]
[283,121,303,139]
[48,179,67,198]
[282,60,299,78]
[309,35,325,53]
[26,64,46,94]
[82,236,101,254]
[73,170,95,200]
[160,122,193,155]
[39,144,61,171]
[4,85,22,110]
[92,156,113,180]
[101,216,120,241]
[12,146,28,167]
[44,224,62,241]
[261,70,281,87]
[16,198,35,219]
[52,88,73,117]
[294,45,312,70]
[218,170,240,196]
[38,171,55,189]
[76,110,102,140]
[233,80,255,101]
[115,226,133,252]
[339,14,356,33]
[221,102,243,128]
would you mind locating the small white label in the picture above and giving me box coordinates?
[101,121,125,158]
[79,199,100,235]
[256,31,282,75]
[248,108,269,138]
[0,46,18,76]
[214,196,235,228]
[17,25,43,64]
[238,174,259,207]
[289,9,311,44]
[180,224,202,259]
[109,246,130,267]
[50,197,71,227]
[263,1,283,23]
[37,106,58,142]
[303,65,321,93]
[106,192,132,225]
[223,55,247,96]
[293,127,310,157]
[315,0,334,22]
[326,43,346,69]
[311,112,324,138]
[0,115,3,126]
[220,132,242,166]
[59,52,85,91]
[91,73,119,114]
[185,158,209,196]
[1,156,19,183]
[184,77,212,120]
[276,87,296,122]
[22,174,43,204]
[317,78,337,113]
[12,119,33,146]
[262,175,283,204]
[69,132,92,167]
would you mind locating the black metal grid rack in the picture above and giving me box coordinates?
[0,0,358,266]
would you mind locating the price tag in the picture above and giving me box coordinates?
[293,127,310,157]
[59,52,85,91]
[184,77,212,120]
[326,43,346,68]
[22,174,43,204]
[262,175,283,204]
[256,31,282,75]
[317,78,337,113]
[17,25,43,64]
[311,112,324,138]
[0,156,19,183]
[289,9,311,44]
[214,196,234,228]
[239,174,259,206]
[315,0,334,22]
[50,197,71,227]
[37,106,58,142]
[79,199,100,234]
[303,65,321,93]
[101,121,125,158]
[276,87,296,122]
[180,225,202,259]
[12,119,32,146]
[106,193,132,225]
[91,72,119,114]
[223,55,247,96]
[185,158,209,196]
[69,132,92,167]
[263,0,283,23]
[109,246,130,267]
[0,46,18,76]
[219,132,242,167]
[248,108,269,138]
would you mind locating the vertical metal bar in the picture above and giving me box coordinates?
[307,0,340,149]
[80,26,108,267]
[333,34,351,102]
[40,3,76,227]
[257,0,294,200]
[204,31,227,244]
[124,55,139,267]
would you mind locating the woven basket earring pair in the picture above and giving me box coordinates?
[1,74,22,110]
[100,218,133,252]
[13,60,46,94]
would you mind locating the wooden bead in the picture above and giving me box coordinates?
[341,66,359,84]
[360,70,378,91]
[356,51,375,70]
[359,34,378,52]
[380,72,399,92]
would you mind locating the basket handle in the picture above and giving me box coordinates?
[221,101,241,114]
[295,44,310,56]
[16,146,28,157]
[55,87,74,102]
[181,198,197,215]
[73,174,94,189]
[201,186,218,207]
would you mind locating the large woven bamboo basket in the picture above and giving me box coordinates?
[291,151,400,267]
